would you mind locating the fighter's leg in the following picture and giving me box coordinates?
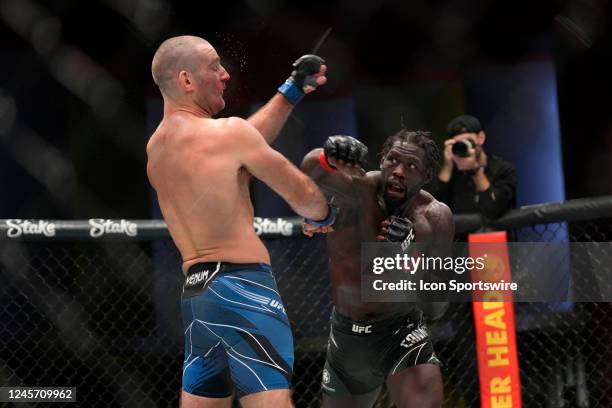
[205,270,295,405]
[321,387,380,408]
[182,289,234,406]
[320,360,381,408]
[180,391,233,408]
[240,389,293,408]
[384,309,443,408]
[386,364,443,408]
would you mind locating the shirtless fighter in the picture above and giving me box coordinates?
[147,36,336,407]
[301,130,454,408]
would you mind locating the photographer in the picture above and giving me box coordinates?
[428,115,516,220]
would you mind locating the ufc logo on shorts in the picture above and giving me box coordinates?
[268,299,286,314]
[352,324,372,334]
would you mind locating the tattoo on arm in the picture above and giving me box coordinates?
[427,202,455,241]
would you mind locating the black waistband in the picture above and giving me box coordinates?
[185,262,270,276]
[182,262,271,297]
[331,308,421,335]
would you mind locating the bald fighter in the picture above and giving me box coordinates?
[147,36,335,407]
[301,130,454,408]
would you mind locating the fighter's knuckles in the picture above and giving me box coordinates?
[293,54,324,71]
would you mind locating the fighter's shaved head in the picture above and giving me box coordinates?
[151,35,211,96]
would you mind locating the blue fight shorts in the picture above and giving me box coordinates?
[181,262,293,398]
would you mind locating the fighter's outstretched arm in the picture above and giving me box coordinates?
[230,117,330,222]
[301,148,359,200]
[301,135,369,203]
[246,94,294,144]
[247,56,327,144]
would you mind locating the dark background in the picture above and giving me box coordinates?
[0,0,610,219]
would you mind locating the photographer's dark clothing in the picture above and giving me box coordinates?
[428,154,516,220]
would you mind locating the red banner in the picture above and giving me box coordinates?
[469,231,522,408]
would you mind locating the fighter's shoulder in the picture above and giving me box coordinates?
[163,116,255,156]
[217,117,262,142]
[419,190,453,224]
[215,116,254,131]
[341,170,379,192]
[146,128,161,154]
[364,171,381,184]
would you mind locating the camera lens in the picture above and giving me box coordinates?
[452,140,474,157]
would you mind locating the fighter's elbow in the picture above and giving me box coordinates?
[300,148,323,175]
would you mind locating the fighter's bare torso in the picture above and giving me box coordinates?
[147,112,270,272]
[327,172,447,320]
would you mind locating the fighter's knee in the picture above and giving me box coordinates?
[393,380,443,408]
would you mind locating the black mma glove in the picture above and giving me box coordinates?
[278,54,325,105]
[379,216,415,246]
[323,135,369,170]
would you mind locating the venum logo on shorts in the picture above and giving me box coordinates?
[400,327,429,348]
[351,324,372,334]
[186,270,210,287]
[6,219,56,238]
[253,217,293,236]
[89,219,138,238]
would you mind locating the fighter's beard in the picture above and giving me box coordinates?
[378,184,421,216]
[385,195,411,216]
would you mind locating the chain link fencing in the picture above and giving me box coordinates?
[0,199,611,407]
